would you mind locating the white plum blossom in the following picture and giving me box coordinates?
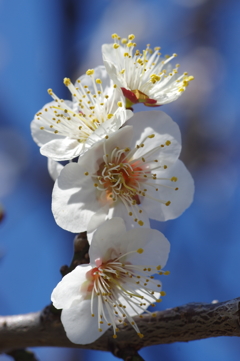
[51,218,170,344]
[31,66,132,161]
[52,111,194,234]
[102,33,194,108]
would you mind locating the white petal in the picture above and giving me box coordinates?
[51,265,92,309]
[30,101,64,147]
[102,44,125,88]
[48,158,64,181]
[126,111,182,166]
[75,65,111,97]
[89,218,127,265]
[87,202,150,245]
[141,159,194,221]
[52,162,100,232]
[124,228,170,269]
[40,138,83,161]
[110,201,150,231]
[61,299,111,344]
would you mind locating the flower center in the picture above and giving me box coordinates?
[87,134,178,226]
[88,248,169,338]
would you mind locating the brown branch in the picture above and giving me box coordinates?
[1,297,240,353]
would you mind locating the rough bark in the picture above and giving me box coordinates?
[1,297,240,353]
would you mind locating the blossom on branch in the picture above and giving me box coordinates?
[31,66,132,161]
[51,218,170,344]
[52,111,194,234]
[102,33,194,108]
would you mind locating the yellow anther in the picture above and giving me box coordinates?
[156,299,162,303]
[96,78,102,84]
[86,69,94,76]
[84,172,89,176]
[138,333,144,338]
[105,135,109,139]
[160,291,166,296]
[128,34,135,40]
[113,43,120,49]
[164,271,170,275]
[112,334,117,339]
[152,313,157,317]
[156,265,161,270]
[111,33,119,39]
[171,177,178,182]
[165,140,171,146]
[187,75,194,81]
[124,52,129,57]
[54,130,58,134]
[113,84,117,88]
[175,187,179,191]
[107,114,113,119]
[163,165,168,169]
[138,220,144,226]
[137,248,144,254]
[129,212,133,216]
[98,328,102,332]
[179,88,185,92]
[63,78,71,86]
[121,38,127,44]
[40,127,44,130]
[165,201,171,206]
[150,74,161,83]
[173,53,177,57]
[148,134,155,138]
[127,42,134,47]
[47,88,53,95]
[154,46,161,51]
[117,101,123,107]
[94,184,98,187]
[91,314,94,317]
[120,69,125,74]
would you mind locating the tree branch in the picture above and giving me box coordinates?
[1,297,240,353]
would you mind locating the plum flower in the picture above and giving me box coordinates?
[52,111,194,234]
[51,218,170,344]
[102,33,194,108]
[31,66,132,161]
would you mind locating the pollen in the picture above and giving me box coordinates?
[63,78,71,86]
[137,248,144,254]
[117,101,123,107]
[113,43,120,49]
[96,78,102,84]
[86,69,94,76]
[128,34,135,40]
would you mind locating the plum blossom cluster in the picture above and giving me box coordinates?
[31,33,194,345]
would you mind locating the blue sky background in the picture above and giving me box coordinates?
[0,0,240,360]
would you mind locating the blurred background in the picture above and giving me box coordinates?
[0,0,240,360]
